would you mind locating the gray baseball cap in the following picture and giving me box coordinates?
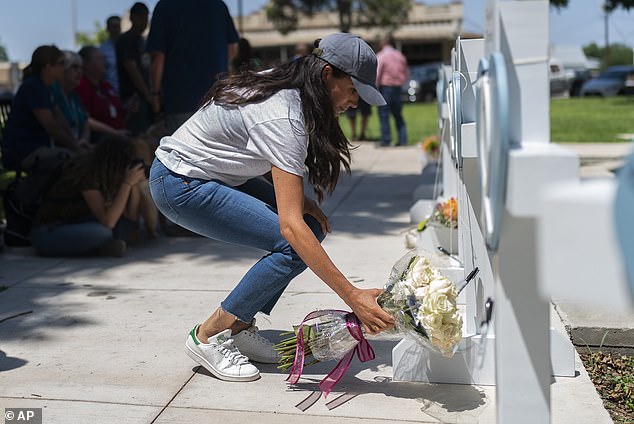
[314,33,386,106]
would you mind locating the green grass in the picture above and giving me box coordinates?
[551,96,634,142]
[340,96,634,145]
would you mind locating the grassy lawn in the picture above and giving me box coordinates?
[551,96,634,142]
[340,96,634,145]
[340,101,439,145]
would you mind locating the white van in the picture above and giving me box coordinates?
[549,58,573,97]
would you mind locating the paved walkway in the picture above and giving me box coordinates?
[0,142,623,423]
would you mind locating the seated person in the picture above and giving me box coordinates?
[30,135,147,257]
[2,45,87,172]
[50,50,92,149]
[77,45,129,143]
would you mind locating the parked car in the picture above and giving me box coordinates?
[401,62,443,103]
[549,59,572,97]
[568,67,592,97]
[580,65,634,97]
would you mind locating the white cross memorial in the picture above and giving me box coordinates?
[393,1,631,422]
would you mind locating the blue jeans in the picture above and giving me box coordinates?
[378,85,407,146]
[31,216,133,257]
[149,158,325,323]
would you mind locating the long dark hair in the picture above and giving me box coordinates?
[200,52,352,202]
[89,136,137,200]
[23,45,63,79]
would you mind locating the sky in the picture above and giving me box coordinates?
[0,0,632,63]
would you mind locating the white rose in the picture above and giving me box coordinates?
[423,290,456,315]
[429,315,463,357]
[419,311,442,330]
[429,276,455,294]
[406,257,433,287]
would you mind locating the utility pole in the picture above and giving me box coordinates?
[238,0,243,35]
[603,2,610,68]
[71,0,78,48]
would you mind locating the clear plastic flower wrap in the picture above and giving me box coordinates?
[308,312,361,361]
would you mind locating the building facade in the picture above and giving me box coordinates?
[236,1,465,66]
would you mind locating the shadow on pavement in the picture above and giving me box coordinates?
[0,349,28,372]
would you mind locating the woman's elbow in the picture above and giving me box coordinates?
[279,223,295,243]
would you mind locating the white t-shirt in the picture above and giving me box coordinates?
[155,89,308,186]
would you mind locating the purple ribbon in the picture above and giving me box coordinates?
[287,309,375,397]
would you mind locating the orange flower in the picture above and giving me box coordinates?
[431,197,458,228]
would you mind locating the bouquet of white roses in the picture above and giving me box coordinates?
[276,252,478,392]
[378,252,476,357]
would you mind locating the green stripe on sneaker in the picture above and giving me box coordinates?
[190,325,200,345]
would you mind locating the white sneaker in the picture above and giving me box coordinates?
[185,325,260,382]
[232,319,281,364]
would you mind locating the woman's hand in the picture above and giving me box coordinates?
[125,163,146,186]
[345,287,395,335]
[303,197,330,235]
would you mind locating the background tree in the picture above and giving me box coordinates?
[75,20,108,47]
[584,42,633,68]
[0,38,9,62]
[355,0,412,31]
[551,0,633,66]
[550,0,633,9]
[267,0,412,35]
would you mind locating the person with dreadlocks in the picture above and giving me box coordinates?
[149,33,395,382]
[30,136,147,257]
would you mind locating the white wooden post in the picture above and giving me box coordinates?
[485,1,578,422]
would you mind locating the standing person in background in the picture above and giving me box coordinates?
[231,38,262,74]
[146,0,239,135]
[100,15,121,96]
[116,2,152,135]
[345,98,371,141]
[292,42,310,61]
[376,34,408,147]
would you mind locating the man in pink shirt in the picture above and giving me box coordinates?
[376,34,409,146]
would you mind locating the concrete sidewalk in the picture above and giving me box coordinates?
[0,143,618,423]
[553,142,634,354]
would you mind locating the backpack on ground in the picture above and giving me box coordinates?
[3,151,67,247]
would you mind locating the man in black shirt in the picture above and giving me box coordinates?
[116,2,151,134]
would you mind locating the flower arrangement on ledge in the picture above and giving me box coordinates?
[418,197,458,233]
[417,197,459,254]
[430,197,458,229]
[421,134,441,162]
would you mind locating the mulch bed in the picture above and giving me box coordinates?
[579,350,634,423]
